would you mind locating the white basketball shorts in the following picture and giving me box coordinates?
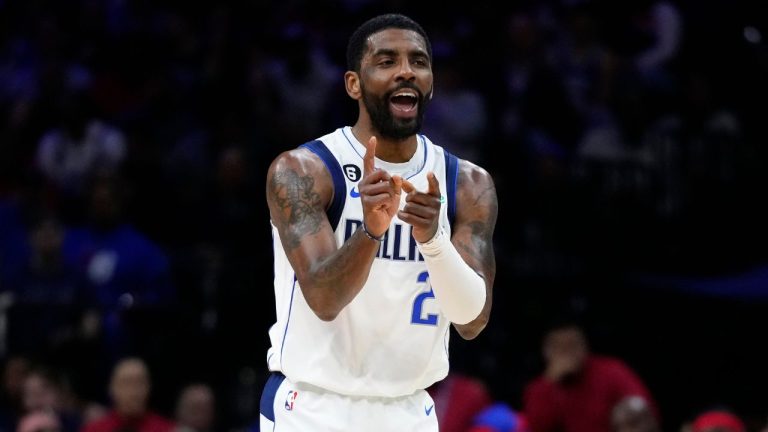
[259,372,439,431]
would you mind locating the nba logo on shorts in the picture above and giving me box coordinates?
[284,390,298,411]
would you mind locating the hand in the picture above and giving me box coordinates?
[359,136,402,237]
[545,354,581,382]
[398,172,441,243]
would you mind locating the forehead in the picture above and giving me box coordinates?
[115,362,147,379]
[546,327,584,344]
[364,28,428,57]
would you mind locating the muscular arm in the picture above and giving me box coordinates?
[450,161,497,340]
[266,149,381,321]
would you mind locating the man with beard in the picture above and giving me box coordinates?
[260,13,498,432]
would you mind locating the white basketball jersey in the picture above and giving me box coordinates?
[267,127,461,398]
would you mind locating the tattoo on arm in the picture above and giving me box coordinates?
[468,221,495,267]
[473,185,496,208]
[457,222,490,264]
[270,169,324,251]
[458,184,498,268]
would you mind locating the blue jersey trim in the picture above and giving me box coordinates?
[405,135,429,180]
[343,128,427,180]
[443,149,459,228]
[342,127,366,160]
[301,140,346,231]
[259,372,286,422]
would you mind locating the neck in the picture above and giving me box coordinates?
[350,122,418,163]
[116,409,146,420]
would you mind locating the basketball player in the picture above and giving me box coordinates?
[261,13,497,431]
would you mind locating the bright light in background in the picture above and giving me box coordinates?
[744,26,762,44]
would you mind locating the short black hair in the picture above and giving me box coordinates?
[346,13,432,72]
[539,310,589,343]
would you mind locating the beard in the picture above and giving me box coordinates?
[361,82,429,141]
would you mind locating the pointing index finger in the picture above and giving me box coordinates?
[426,172,441,198]
[364,136,377,176]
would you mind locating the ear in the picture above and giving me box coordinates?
[345,71,362,100]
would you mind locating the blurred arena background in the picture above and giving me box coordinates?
[1,0,768,431]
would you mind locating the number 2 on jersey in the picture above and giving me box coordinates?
[411,271,438,326]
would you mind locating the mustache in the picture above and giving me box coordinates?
[386,82,425,100]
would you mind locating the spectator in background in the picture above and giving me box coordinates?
[63,175,174,309]
[61,175,174,360]
[688,409,745,432]
[630,0,683,90]
[80,403,108,431]
[35,93,126,200]
[16,410,61,432]
[80,357,174,432]
[0,355,31,431]
[469,402,530,432]
[5,216,88,356]
[598,0,683,94]
[173,384,215,432]
[13,217,78,304]
[611,395,660,432]
[2,212,114,421]
[427,372,493,432]
[21,367,82,432]
[523,319,658,432]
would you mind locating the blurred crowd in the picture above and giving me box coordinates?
[1,0,768,431]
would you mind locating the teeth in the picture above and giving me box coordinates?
[392,92,417,98]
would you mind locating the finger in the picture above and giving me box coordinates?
[391,175,403,196]
[426,172,440,198]
[361,181,396,197]
[397,210,432,226]
[363,136,377,176]
[365,194,396,208]
[401,178,415,194]
[400,201,439,219]
[361,167,391,185]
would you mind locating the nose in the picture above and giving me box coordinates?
[395,60,416,82]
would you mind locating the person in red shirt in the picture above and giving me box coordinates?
[427,372,493,432]
[523,320,658,432]
[690,409,745,432]
[80,357,174,432]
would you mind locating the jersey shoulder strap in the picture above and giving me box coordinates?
[300,140,347,231]
[442,148,459,229]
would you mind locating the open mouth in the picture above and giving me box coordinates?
[389,91,418,116]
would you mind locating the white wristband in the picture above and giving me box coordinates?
[417,228,486,324]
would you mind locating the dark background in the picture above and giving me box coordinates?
[1,0,768,430]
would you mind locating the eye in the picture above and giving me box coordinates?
[378,59,395,67]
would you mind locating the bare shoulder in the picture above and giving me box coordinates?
[455,159,497,213]
[267,147,333,195]
[267,147,330,182]
[266,148,333,236]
